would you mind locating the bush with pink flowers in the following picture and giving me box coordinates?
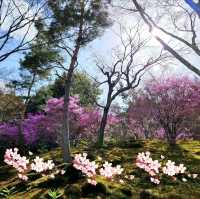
[135,151,197,184]
[4,148,65,181]
[72,153,124,185]
[0,96,119,150]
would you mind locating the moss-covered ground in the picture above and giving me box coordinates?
[0,139,200,199]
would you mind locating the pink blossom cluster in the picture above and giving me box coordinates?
[73,153,124,185]
[4,148,29,181]
[136,151,188,184]
[136,151,161,177]
[162,160,186,176]
[73,153,98,185]
[4,148,63,181]
[99,161,123,179]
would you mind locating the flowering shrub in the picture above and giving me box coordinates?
[4,148,29,181]
[4,148,65,181]
[136,151,192,184]
[73,153,123,185]
[73,153,98,185]
[31,157,55,173]
[99,161,123,179]
[136,151,161,177]
[4,148,199,186]
[0,96,119,148]
[128,76,200,142]
[162,160,186,176]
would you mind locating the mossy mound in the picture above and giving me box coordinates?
[0,139,200,199]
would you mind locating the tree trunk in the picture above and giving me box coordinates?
[165,128,176,146]
[62,48,79,162]
[17,117,25,149]
[98,105,110,147]
[169,135,176,146]
[61,1,84,163]
[62,72,73,162]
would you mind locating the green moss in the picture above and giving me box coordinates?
[1,139,200,198]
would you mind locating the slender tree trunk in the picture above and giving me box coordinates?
[62,71,73,162]
[61,1,84,163]
[165,127,176,146]
[62,46,81,162]
[62,38,83,162]
[98,105,110,147]
[98,90,112,147]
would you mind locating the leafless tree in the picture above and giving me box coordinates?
[95,24,169,146]
[129,0,200,76]
[0,0,46,63]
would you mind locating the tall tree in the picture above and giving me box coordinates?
[12,23,61,114]
[95,25,168,146]
[46,0,111,162]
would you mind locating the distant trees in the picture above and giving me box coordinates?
[128,76,200,144]
[128,91,155,139]
[51,72,101,106]
[0,93,24,122]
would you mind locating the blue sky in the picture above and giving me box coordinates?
[1,0,200,104]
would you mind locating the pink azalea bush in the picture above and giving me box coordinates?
[135,151,193,184]
[0,96,119,148]
[73,153,98,185]
[73,153,124,185]
[4,148,65,181]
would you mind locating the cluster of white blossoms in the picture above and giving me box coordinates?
[136,151,161,176]
[99,161,123,179]
[4,148,198,186]
[162,160,186,176]
[4,148,65,181]
[73,153,124,185]
[135,151,195,184]
[31,157,55,173]
[73,153,98,185]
